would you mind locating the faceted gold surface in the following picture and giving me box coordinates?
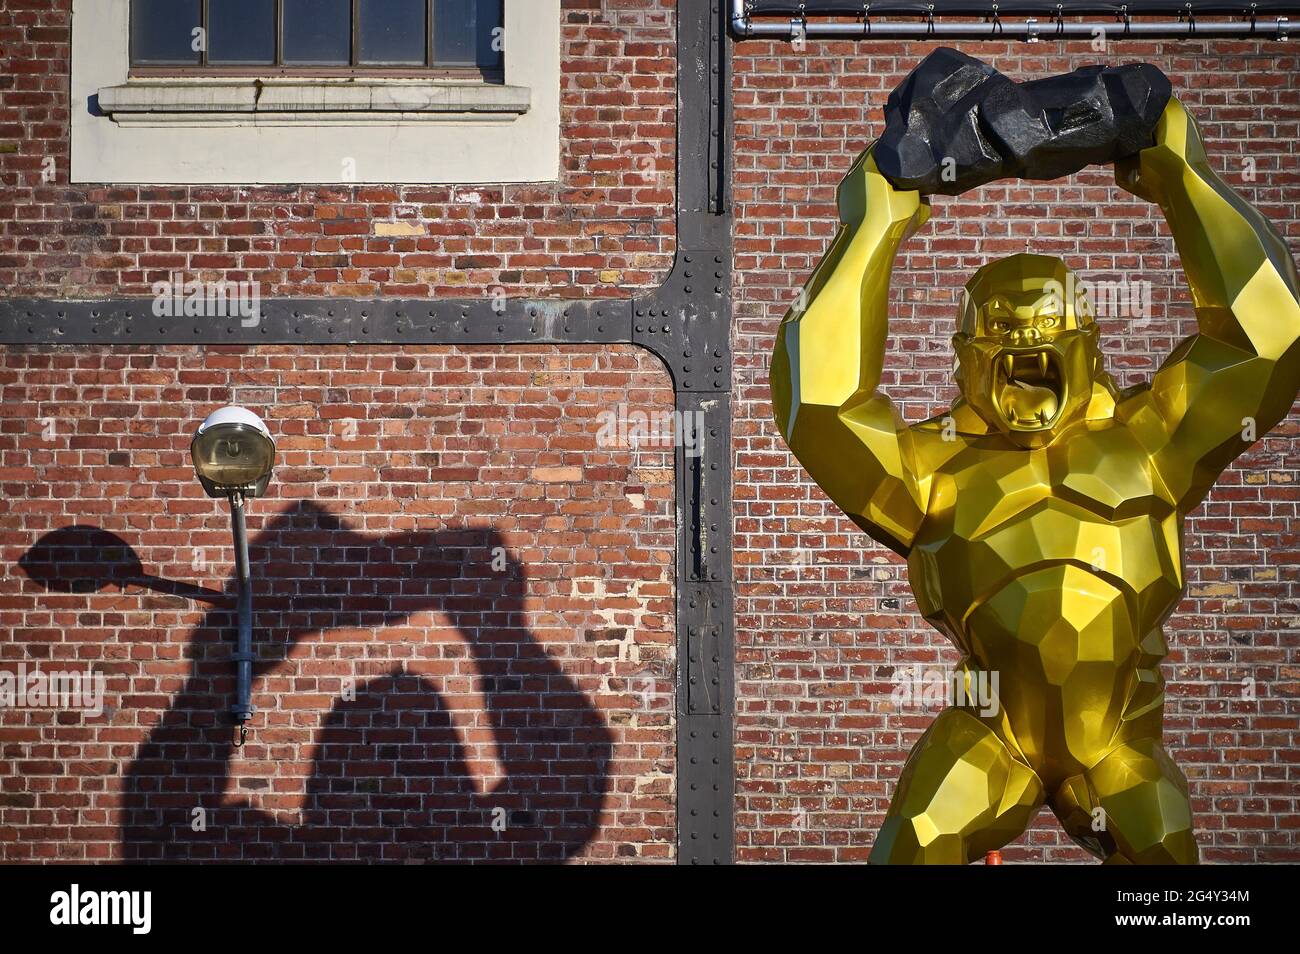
[771,99,1300,864]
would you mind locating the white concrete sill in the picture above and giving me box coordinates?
[97,79,532,125]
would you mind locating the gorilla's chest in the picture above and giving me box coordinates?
[906,425,1184,639]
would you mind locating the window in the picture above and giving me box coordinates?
[129,0,504,77]
[73,0,561,184]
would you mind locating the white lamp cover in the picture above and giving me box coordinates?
[196,406,272,439]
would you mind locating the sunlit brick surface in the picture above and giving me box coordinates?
[0,346,676,861]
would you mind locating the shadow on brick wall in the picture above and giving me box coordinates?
[19,503,613,862]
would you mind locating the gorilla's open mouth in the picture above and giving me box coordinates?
[991,346,1065,430]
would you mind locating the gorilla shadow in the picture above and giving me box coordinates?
[18,504,614,862]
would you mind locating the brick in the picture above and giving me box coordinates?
[0,345,676,863]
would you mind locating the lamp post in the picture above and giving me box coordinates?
[190,406,275,745]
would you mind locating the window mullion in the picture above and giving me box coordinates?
[351,0,360,68]
[275,0,284,69]
[428,0,435,69]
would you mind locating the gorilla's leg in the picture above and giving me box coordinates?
[869,707,1044,864]
[1052,738,1199,864]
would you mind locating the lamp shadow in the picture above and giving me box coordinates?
[18,525,225,603]
[17,503,614,863]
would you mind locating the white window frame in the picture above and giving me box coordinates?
[71,0,560,184]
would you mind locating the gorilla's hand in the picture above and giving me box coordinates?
[1115,97,1203,207]
[875,48,1171,196]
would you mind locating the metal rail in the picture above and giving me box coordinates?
[729,0,1293,39]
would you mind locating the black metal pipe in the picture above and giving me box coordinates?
[229,493,255,728]
[730,0,1294,38]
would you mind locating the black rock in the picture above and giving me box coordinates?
[874,48,1171,196]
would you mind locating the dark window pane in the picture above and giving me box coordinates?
[209,0,276,65]
[358,0,427,66]
[130,0,202,65]
[434,0,503,68]
[283,0,351,65]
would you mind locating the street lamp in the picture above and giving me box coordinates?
[191,406,275,744]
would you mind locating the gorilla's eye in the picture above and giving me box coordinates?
[983,300,1012,336]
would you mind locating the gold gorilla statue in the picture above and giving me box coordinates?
[771,98,1300,864]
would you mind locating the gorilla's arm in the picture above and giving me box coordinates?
[1117,98,1300,513]
[770,145,932,556]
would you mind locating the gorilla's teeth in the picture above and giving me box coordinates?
[1002,354,1014,377]
[1038,352,1050,377]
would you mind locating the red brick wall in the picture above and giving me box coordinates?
[733,38,1300,862]
[6,0,1300,864]
[0,0,680,862]
[0,345,676,861]
[0,0,677,297]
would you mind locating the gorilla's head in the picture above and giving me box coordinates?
[953,254,1104,447]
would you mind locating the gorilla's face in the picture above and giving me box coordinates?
[953,255,1101,447]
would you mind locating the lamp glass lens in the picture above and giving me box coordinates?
[192,425,274,488]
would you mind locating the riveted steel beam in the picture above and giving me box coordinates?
[0,297,629,345]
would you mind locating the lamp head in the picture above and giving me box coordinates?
[191,406,275,499]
